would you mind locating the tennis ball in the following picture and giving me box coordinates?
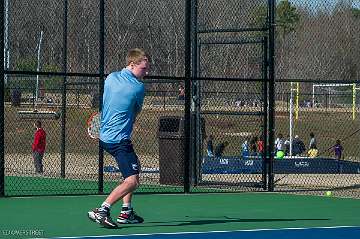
[325,191,332,197]
[276,150,285,159]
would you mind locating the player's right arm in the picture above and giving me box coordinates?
[134,85,145,119]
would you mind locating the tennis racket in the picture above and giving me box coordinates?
[87,112,101,139]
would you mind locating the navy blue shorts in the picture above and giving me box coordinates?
[100,140,140,179]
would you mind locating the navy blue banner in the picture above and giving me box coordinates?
[202,156,360,174]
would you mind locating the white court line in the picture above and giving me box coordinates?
[47,225,360,239]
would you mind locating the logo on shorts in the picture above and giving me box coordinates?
[132,164,138,171]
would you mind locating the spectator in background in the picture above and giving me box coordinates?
[307,144,318,158]
[332,139,343,160]
[309,132,316,150]
[214,141,229,157]
[32,120,46,174]
[47,97,54,104]
[178,84,185,100]
[235,99,243,107]
[275,133,285,159]
[284,135,290,156]
[206,135,214,157]
[241,138,250,158]
[292,135,306,156]
[257,136,264,156]
[275,133,285,152]
[249,136,258,156]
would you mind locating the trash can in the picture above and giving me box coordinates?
[158,116,185,185]
[11,88,21,107]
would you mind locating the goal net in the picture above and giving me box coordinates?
[312,84,357,109]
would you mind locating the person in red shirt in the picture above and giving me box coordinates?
[32,120,46,173]
[257,136,264,156]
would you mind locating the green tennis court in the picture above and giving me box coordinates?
[1,193,359,238]
[5,176,232,196]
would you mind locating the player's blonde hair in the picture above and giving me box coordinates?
[126,48,148,66]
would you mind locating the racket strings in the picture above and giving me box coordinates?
[87,113,101,139]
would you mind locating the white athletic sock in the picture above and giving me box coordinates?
[100,202,111,211]
[122,203,132,211]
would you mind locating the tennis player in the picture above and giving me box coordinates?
[88,48,149,228]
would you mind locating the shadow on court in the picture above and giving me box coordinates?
[115,217,330,229]
[153,218,330,227]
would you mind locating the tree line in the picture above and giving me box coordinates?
[4,0,360,94]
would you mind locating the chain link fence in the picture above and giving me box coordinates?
[272,0,360,198]
[1,0,360,198]
[273,80,360,198]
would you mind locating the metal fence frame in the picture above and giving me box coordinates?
[0,0,276,196]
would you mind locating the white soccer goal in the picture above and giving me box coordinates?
[312,83,359,119]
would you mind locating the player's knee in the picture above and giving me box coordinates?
[125,175,140,189]
[134,179,140,189]
[131,176,140,189]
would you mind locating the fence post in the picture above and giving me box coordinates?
[98,0,105,194]
[262,37,268,190]
[0,0,5,197]
[60,0,68,178]
[184,0,194,193]
[267,0,276,191]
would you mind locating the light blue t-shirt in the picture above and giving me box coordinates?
[100,68,145,143]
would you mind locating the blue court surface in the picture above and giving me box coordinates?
[56,226,360,239]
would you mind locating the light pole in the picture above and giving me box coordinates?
[35,30,43,108]
[4,0,9,85]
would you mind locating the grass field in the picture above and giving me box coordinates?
[4,101,360,159]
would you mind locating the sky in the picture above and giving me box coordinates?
[353,0,360,8]
[289,0,360,10]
